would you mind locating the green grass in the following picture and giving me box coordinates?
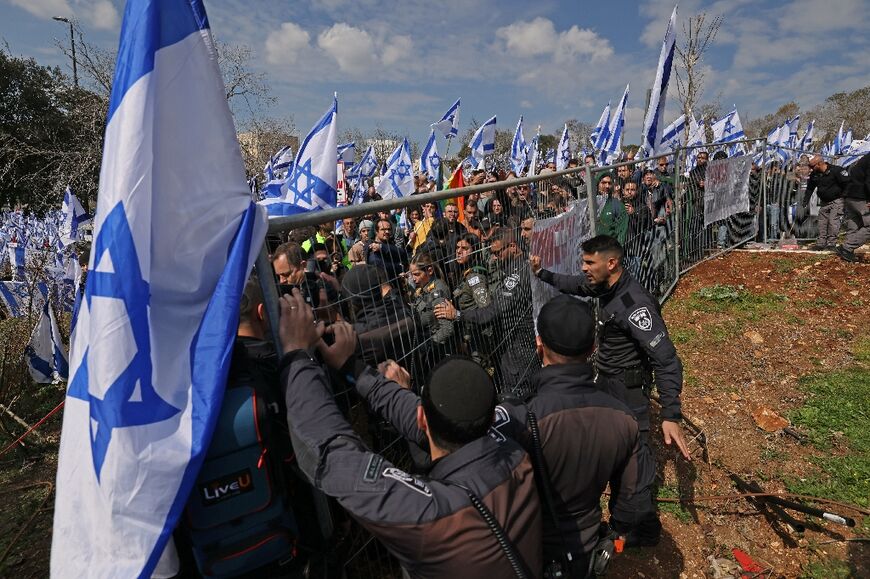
[785,338,870,508]
[800,559,853,579]
[677,284,789,316]
[670,328,697,345]
[657,484,693,523]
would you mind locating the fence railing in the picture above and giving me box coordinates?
[252,136,813,576]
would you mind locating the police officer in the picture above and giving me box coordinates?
[495,295,641,576]
[435,228,538,395]
[447,233,496,365]
[804,155,851,251]
[409,252,456,364]
[838,152,870,263]
[278,290,543,578]
[529,234,690,547]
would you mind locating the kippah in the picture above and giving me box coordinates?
[426,357,495,423]
[537,294,595,357]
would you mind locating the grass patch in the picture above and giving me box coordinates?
[670,328,696,345]
[681,284,789,316]
[657,484,693,523]
[786,339,870,508]
[800,558,853,579]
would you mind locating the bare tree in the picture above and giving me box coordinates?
[674,13,723,132]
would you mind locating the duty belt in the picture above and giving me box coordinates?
[597,365,651,388]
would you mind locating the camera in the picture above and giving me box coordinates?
[278,272,321,309]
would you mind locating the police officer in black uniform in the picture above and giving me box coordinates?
[530,234,691,547]
[277,289,543,578]
[435,228,538,395]
[803,155,851,251]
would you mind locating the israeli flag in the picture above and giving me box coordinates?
[510,116,527,175]
[338,142,356,166]
[351,145,378,205]
[787,115,801,148]
[833,121,845,155]
[591,102,611,151]
[603,84,629,165]
[260,98,338,216]
[657,114,687,154]
[376,138,414,200]
[51,1,267,577]
[469,115,497,170]
[556,124,571,171]
[528,131,540,176]
[7,244,26,280]
[799,119,815,152]
[843,129,853,154]
[639,4,677,159]
[712,108,745,144]
[272,145,294,171]
[431,98,461,139]
[60,186,91,246]
[685,114,706,171]
[25,301,68,383]
[420,130,440,182]
[0,280,48,318]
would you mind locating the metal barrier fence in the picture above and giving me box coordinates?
[253,137,823,576]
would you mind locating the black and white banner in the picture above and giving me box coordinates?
[704,156,753,226]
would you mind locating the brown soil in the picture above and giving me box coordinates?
[609,250,870,579]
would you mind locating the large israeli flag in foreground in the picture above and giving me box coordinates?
[51,1,267,576]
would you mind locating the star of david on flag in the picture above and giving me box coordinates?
[431,98,460,139]
[420,130,440,182]
[51,1,267,576]
[260,98,338,216]
[376,138,414,200]
[470,115,497,170]
[556,124,571,171]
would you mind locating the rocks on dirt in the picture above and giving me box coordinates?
[751,406,790,432]
[743,330,764,345]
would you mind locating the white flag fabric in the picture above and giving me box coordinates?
[25,301,68,383]
[556,124,571,171]
[591,102,611,151]
[51,1,267,576]
[431,98,461,139]
[60,186,90,246]
[260,98,338,216]
[420,130,441,182]
[657,114,687,154]
[712,108,745,144]
[603,85,629,165]
[510,116,527,176]
[469,116,497,170]
[377,138,414,199]
[639,4,677,159]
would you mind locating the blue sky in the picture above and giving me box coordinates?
[3,0,869,149]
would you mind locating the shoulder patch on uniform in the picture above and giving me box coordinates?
[649,331,665,349]
[468,274,481,287]
[504,273,519,291]
[488,405,511,443]
[628,306,653,332]
[382,467,432,497]
[841,170,849,177]
[363,454,384,483]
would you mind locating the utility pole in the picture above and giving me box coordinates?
[52,16,78,88]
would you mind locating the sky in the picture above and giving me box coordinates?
[2,0,869,152]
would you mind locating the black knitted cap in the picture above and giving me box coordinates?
[537,294,595,357]
[425,357,495,423]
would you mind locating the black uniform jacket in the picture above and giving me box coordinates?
[804,163,851,204]
[282,352,543,578]
[536,269,683,421]
[496,363,641,556]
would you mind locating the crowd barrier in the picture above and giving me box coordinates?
[255,138,794,575]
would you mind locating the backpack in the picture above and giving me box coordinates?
[182,340,299,577]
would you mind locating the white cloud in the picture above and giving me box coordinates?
[85,0,118,30]
[316,23,413,74]
[496,17,613,63]
[7,0,72,20]
[265,21,312,65]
